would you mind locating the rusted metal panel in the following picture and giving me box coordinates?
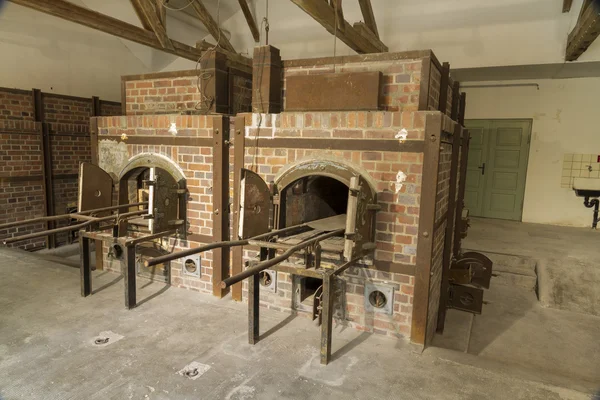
[411,113,442,347]
[448,284,484,314]
[41,122,56,249]
[438,62,450,114]
[450,81,460,121]
[99,135,213,147]
[282,49,434,68]
[78,162,113,212]
[285,72,382,112]
[257,137,424,152]
[461,251,493,289]
[252,45,283,113]
[436,123,462,333]
[212,116,230,298]
[240,168,271,239]
[458,92,467,125]
[231,116,246,301]
[453,130,470,256]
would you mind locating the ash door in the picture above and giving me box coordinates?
[151,168,180,234]
[344,175,376,260]
[78,162,113,212]
[239,168,271,239]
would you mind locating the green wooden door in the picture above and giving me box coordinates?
[464,120,531,221]
[464,121,489,217]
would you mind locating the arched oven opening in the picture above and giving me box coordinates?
[279,175,350,307]
[279,176,349,228]
[117,162,187,282]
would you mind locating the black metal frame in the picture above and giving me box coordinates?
[79,228,176,309]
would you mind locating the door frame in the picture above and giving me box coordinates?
[465,118,533,222]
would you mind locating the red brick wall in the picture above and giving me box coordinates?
[43,94,92,133]
[237,110,436,339]
[125,76,201,115]
[232,74,252,115]
[427,63,442,111]
[0,89,34,121]
[0,120,46,249]
[0,87,121,249]
[96,115,217,294]
[282,59,423,112]
[100,101,122,117]
[123,70,252,116]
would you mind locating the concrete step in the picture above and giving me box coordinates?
[464,249,538,291]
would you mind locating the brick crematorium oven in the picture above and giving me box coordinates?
[2,48,493,365]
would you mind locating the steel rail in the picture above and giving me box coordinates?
[0,202,148,230]
[144,224,310,268]
[220,228,345,289]
[2,209,148,244]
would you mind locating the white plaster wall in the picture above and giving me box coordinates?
[463,78,600,227]
[0,2,152,101]
[222,0,600,67]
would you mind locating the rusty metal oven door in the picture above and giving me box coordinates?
[239,168,271,239]
[344,175,376,261]
[78,162,113,212]
[151,167,180,234]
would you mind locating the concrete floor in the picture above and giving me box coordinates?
[0,248,594,400]
[464,217,600,316]
[431,217,600,396]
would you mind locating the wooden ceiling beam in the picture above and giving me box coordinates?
[190,0,236,53]
[358,0,378,38]
[333,0,345,33]
[157,0,167,29]
[290,0,387,53]
[562,0,573,13]
[131,0,174,50]
[237,0,260,42]
[10,0,203,61]
[131,0,152,30]
[566,0,600,61]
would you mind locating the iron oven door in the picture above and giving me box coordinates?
[78,162,113,212]
[239,168,271,239]
[152,167,180,234]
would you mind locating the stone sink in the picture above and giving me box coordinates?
[573,177,600,198]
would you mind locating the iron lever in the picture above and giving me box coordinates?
[478,163,486,175]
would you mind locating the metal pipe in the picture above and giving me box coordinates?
[144,224,309,268]
[584,197,600,229]
[220,228,345,289]
[2,209,148,244]
[0,202,148,230]
[461,83,539,90]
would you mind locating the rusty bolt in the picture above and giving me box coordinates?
[423,231,429,238]
[430,134,437,142]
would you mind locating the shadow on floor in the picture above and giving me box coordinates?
[136,284,170,308]
[259,314,297,341]
[91,274,123,295]
[433,280,535,355]
[332,331,372,362]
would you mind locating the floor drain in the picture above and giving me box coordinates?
[94,337,110,345]
[178,362,211,380]
[185,368,199,378]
